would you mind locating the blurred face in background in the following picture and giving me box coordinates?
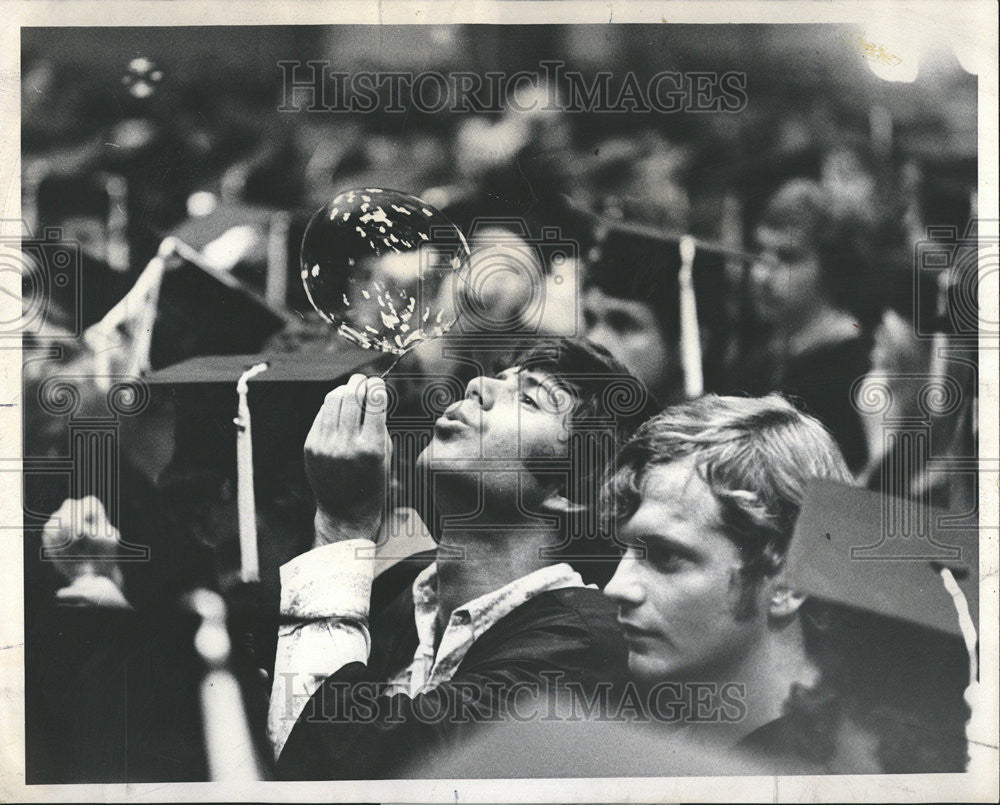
[415,227,542,382]
[750,224,824,328]
[583,286,672,400]
[460,227,540,334]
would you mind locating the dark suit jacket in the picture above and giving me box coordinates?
[276,558,629,780]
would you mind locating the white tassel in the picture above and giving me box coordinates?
[939,567,991,775]
[234,362,269,583]
[678,235,703,399]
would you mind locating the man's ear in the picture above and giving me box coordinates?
[768,583,808,619]
[538,492,587,515]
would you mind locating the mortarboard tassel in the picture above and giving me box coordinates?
[939,566,989,775]
[185,589,266,781]
[677,235,704,399]
[84,235,175,385]
[234,362,269,583]
[265,211,291,308]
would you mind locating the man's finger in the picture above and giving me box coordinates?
[360,378,389,443]
[341,374,367,431]
[308,387,341,444]
[321,385,346,432]
[306,386,344,455]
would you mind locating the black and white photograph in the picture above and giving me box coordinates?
[1,1,997,801]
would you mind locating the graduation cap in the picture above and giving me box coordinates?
[142,344,433,593]
[786,479,978,639]
[423,185,595,252]
[170,203,318,313]
[584,216,756,321]
[145,344,383,479]
[85,237,289,375]
[134,346,384,588]
[582,214,755,398]
[149,251,289,370]
[786,481,980,761]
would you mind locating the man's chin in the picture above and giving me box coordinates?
[415,443,474,474]
[628,651,683,685]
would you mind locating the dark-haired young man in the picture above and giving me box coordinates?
[581,230,684,407]
[268,337,653,779]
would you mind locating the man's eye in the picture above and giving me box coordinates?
[650,549,683,570]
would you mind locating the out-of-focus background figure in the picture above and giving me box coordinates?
[740,178,874,471]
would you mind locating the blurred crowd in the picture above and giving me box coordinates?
[17,24,981,783]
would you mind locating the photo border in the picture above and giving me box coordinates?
[1,2,996,802]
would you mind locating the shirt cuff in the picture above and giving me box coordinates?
[279,539,375,621]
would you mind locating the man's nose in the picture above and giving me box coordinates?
[465,376,502,409]
[603,552,646,607]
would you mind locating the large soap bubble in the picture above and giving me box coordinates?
[300,188,471,354]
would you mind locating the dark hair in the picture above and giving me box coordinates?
[609,394,851,604]
[582,231,680,343]
[496,336,659,582]
[498,336,658,439]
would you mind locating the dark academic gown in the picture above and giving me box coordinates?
[780,335,872,473]
[276,555,630,780]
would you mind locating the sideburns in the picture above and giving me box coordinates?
[729,566,764,622]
